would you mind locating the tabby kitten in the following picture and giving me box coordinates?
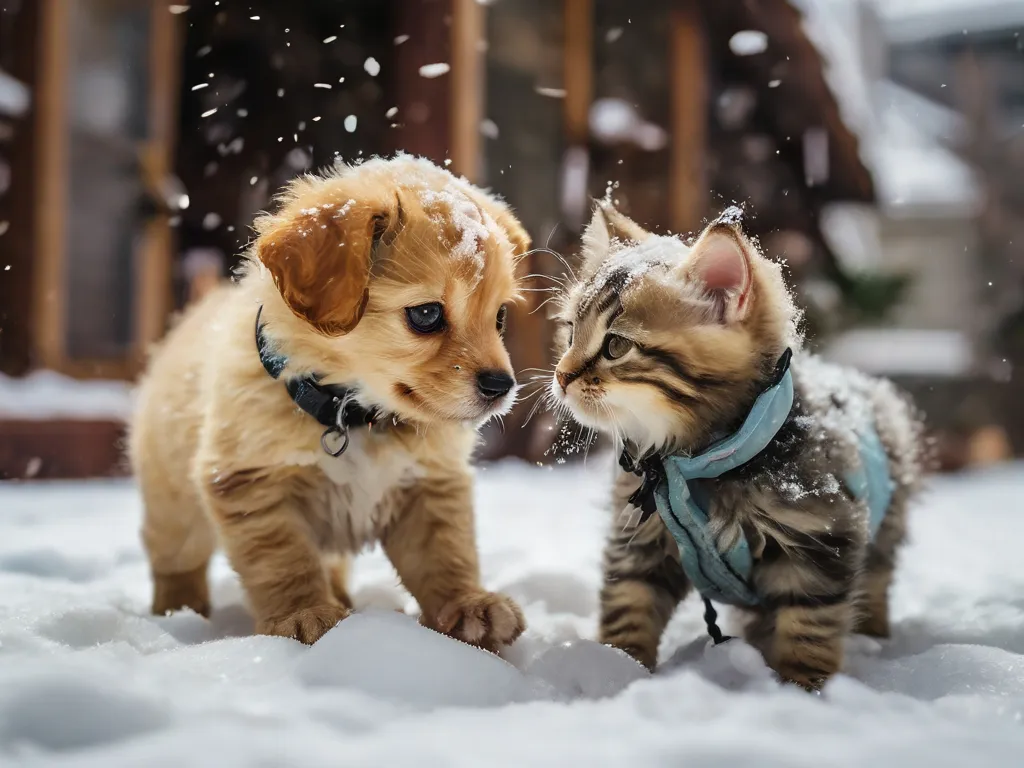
[550,203,926,689]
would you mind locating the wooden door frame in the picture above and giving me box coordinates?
[33,0,181,380]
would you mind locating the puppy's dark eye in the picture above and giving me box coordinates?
[602,334,633,360]
[406,302,445,334]
[496,305,508,334]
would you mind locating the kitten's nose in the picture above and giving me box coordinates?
[477,370,515,400]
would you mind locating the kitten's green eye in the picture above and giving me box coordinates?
[602,334,633,360]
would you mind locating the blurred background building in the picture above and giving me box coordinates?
[0,0,1021,478]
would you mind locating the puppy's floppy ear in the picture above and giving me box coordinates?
[256,194,400,335]
[681,208,756,325]
[579,201,650,279]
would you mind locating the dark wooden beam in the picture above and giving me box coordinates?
[564,0,593,146]
[669,1,708,235]
[0,1,40,375]
[450,0,483,182]
[390,0,453,164]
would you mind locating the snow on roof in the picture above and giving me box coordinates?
[822,328,974,377]
[789,0,876,149]
[0,371,134,422]
[879,0,1024,44]
[870,81,979,218]
[791,0,979,217]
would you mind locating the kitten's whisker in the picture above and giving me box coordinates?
[522,273,567,286]
[526,246,577,283]
[544,222,560,251]
[531,295,563,315]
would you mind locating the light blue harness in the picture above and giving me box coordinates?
[637,355,895,612]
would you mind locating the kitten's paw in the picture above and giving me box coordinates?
[780,673,827,694]
[430,591,526,652]
[258,604,350,644]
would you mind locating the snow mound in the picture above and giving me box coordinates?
[0,676,170,753]
[525,639,648,699]
[297,610,541,708]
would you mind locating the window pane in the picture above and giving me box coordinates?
[64,0,149,360]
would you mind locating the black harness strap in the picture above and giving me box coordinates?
[616,351,795,647]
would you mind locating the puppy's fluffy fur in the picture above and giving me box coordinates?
[130,156,530,649]
[550,204,927,688]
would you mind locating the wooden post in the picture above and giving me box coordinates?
[563,0,593,146]
[390,0,452,164]
[669,2,707,235]
[32,0,70,371]
[0,0,41,376]
[450,0,483,182]
[135,0,183,364]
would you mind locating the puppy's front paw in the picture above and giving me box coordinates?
[430,591,525,652]
[258,604,350,644]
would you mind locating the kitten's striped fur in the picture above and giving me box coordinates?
[551,204,927,689]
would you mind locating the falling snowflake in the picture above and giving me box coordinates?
[344,115,357,133]
[419,63,450,78]
[479,119,499,139]
[729,30,768,56]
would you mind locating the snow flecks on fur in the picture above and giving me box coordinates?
[419,186,491,276]
[712,205,745,227]
[578,234,685,309]
[793,354,927,494]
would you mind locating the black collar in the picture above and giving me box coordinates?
[255,306,381,456]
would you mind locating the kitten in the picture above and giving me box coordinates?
[549,203,927,689]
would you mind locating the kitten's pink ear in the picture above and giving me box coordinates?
[684,226,753,324]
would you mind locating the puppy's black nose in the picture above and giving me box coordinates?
[476,370,515,400]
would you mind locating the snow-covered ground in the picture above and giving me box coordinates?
[2,458,1024,766]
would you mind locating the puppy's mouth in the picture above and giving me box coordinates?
[391,382,513,423]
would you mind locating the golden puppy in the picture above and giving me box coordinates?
[129,155,529,649]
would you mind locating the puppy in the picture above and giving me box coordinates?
[129,155,529,649]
